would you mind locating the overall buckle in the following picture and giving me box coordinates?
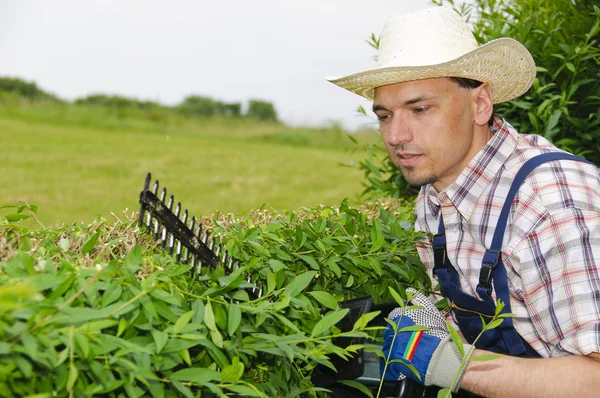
[432,233,448,273]
[479,249,502,292]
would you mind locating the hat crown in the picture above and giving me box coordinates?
[377,7,478,68]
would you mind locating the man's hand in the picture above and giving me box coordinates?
[381,288,472,392]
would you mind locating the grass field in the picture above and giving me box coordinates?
[0,103,381,226]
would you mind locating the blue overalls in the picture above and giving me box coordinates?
[433,153,594,357]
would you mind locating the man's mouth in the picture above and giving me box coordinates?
[397,153,422,166]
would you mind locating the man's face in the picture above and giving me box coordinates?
[373,78,490,192]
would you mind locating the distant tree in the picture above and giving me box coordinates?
[246,99,278,122]
[0,76,61,102]
[178,95,220,117]
[221,102,242,117]
[75,94,137,109]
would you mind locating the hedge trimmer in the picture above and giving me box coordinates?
[137,172,435,398]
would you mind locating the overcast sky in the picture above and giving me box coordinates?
[0,0,432,131]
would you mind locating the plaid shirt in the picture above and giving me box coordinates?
[415,116,600,358]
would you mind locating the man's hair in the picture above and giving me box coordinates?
[449,77,494,127]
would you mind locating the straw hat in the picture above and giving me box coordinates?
[327,6,536,104]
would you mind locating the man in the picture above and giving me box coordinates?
[327,6,600,398]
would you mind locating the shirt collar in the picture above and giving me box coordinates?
[426,116,518,221]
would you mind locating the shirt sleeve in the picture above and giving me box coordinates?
[506,161,600,357]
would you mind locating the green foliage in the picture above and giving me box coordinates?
[0,199,429,397]
[358,0,600,198]
[0,77,61,102]
[354,137,419,200]
[247,99,279,122]
[436,0,600,163]
[177,95,242,118]
[75,94,163,111]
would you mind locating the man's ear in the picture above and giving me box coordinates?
[473,84,493,127]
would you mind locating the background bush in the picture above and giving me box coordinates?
[0,77,62,103]
[247,100,279,122]
[359,0,600,199]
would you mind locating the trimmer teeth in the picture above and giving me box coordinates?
[138,172,262,296]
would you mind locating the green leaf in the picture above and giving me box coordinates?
[228,304,242,336]
[345,274,354,288]
[338,380,374,398]
[397,325,429,333]
[352,311,381,331]
[437,387,453,398]
[82,232,100,255]
[100,284,122,307]
[5,213,30,222]
[149,288,180,306]
[370,219,385,252]
[210,329,224,348]
[311,308,349,337]
[545,110,562,139]
[161,338,206,354]
[67,363,78,391]
[171,380,194,398]
[307,291,338,310]
[124,245,142,268]
[20,332,38,359]
[174,310,194,334]
[266,271,277,294]
[384,317,398,333]
[446,321,464,357]
[152,330,168,354]
[283,271,317,298]
[485,318,504,330]
[326,258,342,278]
[223,384,262,396]
[388,286,404,307]
[179,349,192,366]
[469,353,501,362]
[75,333,90,359]
[170,368,221,384]
[367,256,382,276]
[296,254,320,270]
[204,301,217,331]
[220,359,244,383]
[268,259,286,272]
[117,317,127,337]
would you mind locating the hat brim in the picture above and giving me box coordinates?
[327,38,536,104]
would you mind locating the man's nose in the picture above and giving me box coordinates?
[387,117,413,146]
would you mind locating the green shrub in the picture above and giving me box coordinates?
[221,103,242,117]
[247,99,278,122]
[75,94,163,110]
[177,95,221,117]
[0,199,428,397]
[442,0,600,163]
[0,77,61,102]
[358,0,600,198]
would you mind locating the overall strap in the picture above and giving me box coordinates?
[432,214,447,273]
[477,152,595,293]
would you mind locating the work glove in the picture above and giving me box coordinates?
[381,288,472,392]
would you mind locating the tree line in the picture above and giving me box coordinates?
[0,77,279,122]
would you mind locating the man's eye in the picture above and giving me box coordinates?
[377,114,390,122]
[414,106,430,114]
